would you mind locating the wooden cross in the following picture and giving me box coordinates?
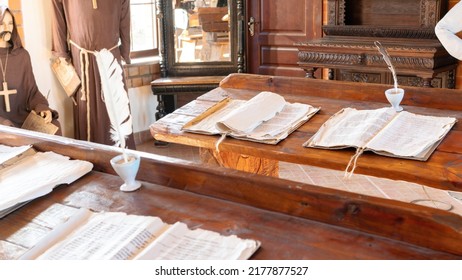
[0,82,17,112]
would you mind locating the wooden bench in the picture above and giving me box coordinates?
[150,73,462,192]
[1,126,462,259]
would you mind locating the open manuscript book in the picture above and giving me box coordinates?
[182,91,320,144]
[0,145,93,218]
[21,208,261,260]
[304,107,456,162]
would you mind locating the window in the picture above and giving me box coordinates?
[130,0,158,59]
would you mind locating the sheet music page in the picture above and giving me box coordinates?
[136,222,260,260]
[366,111,457,157]
[216,91,286,134]
[0,152,93,213]
[33,211,168,260]
[306,107,396,148]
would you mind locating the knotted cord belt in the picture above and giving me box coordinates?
[69,39,118,141]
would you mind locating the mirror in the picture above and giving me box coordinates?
[157,0,245,76]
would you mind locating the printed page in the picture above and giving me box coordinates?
[182,91,319,143]
[0,151,93,214]
[305,107,396,149]
[238,102,319,140]
[366,111,456,159]
[216,91,286,134]
[0,144,33,165]
[183,99,245,134]
[136,222,260,260]
[20,208,94,259]
[28,210,169,260]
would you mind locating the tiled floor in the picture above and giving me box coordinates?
[137,140,462,216]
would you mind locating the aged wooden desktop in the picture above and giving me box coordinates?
[150,73,462,192]
[1,125,462,259]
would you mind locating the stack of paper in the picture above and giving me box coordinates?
[0,145,93,218]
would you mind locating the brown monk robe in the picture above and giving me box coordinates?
[51,0,135,148]
[0,6,61,134]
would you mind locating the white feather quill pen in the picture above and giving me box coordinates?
[94,49,133,162]
[374,41,398,90]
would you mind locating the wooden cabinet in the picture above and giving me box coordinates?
[296,0,458,88]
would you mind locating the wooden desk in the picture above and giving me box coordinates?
[151,76,225,120]
[1,126,462,259]
[150,73,462,191]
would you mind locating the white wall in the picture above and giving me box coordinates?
[128,85,157,133]
[22,0,74,137]
[21,0,158,139]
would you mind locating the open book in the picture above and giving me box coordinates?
[182,91,320,144]
[20,208,261,260]
[304,107,457,161]
[0,145,93,218]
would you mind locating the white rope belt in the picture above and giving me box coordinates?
[69,39,118,141]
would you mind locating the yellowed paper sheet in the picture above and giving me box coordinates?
[21,208,260,260]
[0,151,93,217]
[305,107,457,161]
[21,111,59,135]
[51,57,81,99]
[183,91,320,144]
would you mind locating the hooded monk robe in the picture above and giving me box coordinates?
[51,0,135,148]
[0,6,61,134]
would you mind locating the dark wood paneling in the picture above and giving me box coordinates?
[346,0,420,26]
[247,0,322,76]
[260,46,299,65]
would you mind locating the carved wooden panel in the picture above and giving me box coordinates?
[336,69,454,88]
[297,37,454,74]
[338,71,383,84]
[297,0,456,88]
[327,0,444,27]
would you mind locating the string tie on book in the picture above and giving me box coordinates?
[213,133,227,167]
[215,133,227,153]
[344,147,365,179]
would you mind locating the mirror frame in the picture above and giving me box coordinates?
[156,0,245,77]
